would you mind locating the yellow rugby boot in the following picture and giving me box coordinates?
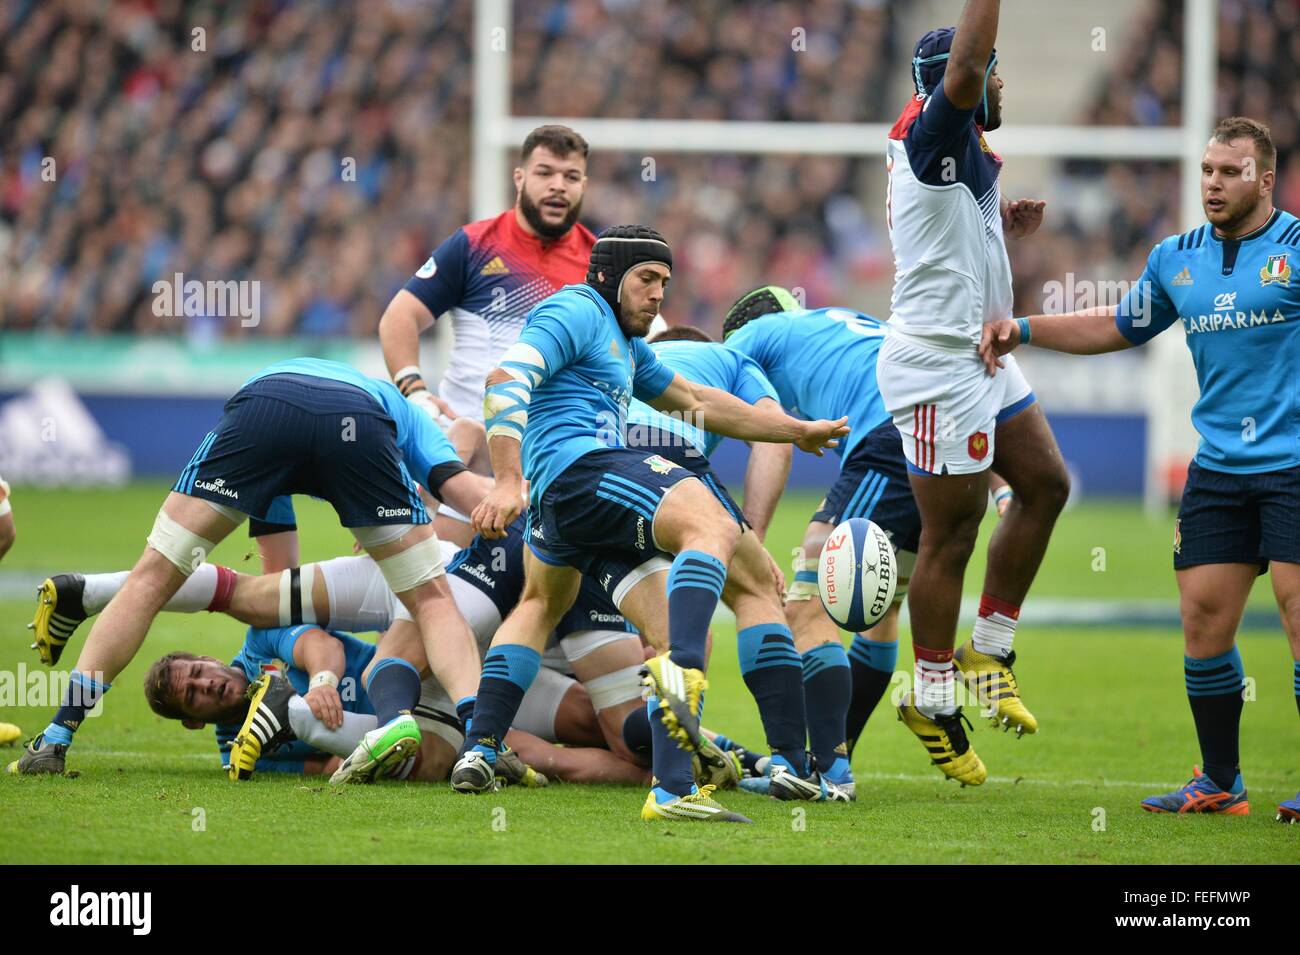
[640,784,752,823]
[897,692,987,786]
[954,643,1038,736]
[640,653,707,753]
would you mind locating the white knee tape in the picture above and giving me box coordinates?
[350,522,413,549]
[147,511,217,576]
[785,557,820,602]
[584,664,646,711]
[376,535,445,593]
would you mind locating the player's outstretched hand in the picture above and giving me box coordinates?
[472,481,523,539]
[979,319,1022,376]
[797,417,850,457]
[305,683,344,730]
[1002,199,1046,239]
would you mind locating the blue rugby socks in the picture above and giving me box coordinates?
[802,642,851,778]
[846,635,898,757]
[666,550,727,671]
[648,696,695,799]
[1185,647,1246,792]
[365,657,422,726]
[462,645,540,763]
[738,623,807,775]
[45,670,111,747]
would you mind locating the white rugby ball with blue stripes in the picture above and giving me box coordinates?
[817,518,898,632]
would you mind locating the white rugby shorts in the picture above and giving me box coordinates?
[876,332,1034,476]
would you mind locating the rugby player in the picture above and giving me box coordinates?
[623,324,852,801]
[11,359,487,776]
[143,619,630,786]
[980,117,1300,822]
[876,0,1069,784]
[723,289,1017,782]
[379,125,593,432]
[458,224,848,823]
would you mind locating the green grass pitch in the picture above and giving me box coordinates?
[0,483,1295,864]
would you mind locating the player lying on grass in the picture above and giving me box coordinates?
[622,323,853,801]
[722,289,1022,787]
[980,117,1300,823]
[461,224,848,824]
[143,617,633,786]
[13,358,493,777]
[876,0,1070,786]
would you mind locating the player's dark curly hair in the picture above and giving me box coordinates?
[722,285,802,339]
[521,124,589,162]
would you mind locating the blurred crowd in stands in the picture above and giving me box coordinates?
[0,0,1294,340]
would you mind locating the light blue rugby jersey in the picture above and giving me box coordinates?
[724,307,891,458]
[214,625,376,774]
[509,285,675,499]
[624,340,779,458]
[1116,209,1300,473]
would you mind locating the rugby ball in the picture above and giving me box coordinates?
[817,518,897,632]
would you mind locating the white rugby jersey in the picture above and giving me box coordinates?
[885,85,1014,350]
[403,210,596,418]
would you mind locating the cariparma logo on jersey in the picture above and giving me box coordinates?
[643,455,680,475]
[1260,253,1291,287]
[416,256,437,279]
[968,431,989,461]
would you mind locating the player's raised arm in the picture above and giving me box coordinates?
[945,0,1001,109]
[647,373,848,456]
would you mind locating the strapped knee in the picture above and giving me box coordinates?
[786,556,820,602]
[374,534,445,593]
[584,664,646,712]
[147,511,217,576]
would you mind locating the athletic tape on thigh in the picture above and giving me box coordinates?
[561,628,639,663]
[147,510,218,576]
[279,564,318,626]
[611,556,672,610]
[376,534,445,593]
[202,498,247,524]
[584,664,646,711]
[350,522,413,549]
[786,557,820,602]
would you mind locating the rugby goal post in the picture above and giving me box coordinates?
[472,0,1217,515]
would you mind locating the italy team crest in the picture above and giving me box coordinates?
[967,431,989,462]
[1260,253,1291,287]
[643,454,680,475]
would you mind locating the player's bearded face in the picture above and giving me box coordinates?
[1201,140,1270,233]
[171,657,250,725]
[516,147,587,240]
[614,264,670,337]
